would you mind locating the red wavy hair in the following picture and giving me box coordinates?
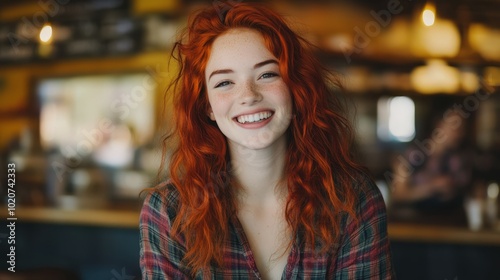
[160,1,367,276]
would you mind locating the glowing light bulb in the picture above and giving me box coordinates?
[40,24,53,43]
[422,3,436,26]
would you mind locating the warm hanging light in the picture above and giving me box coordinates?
[39,24,53,44]
[411,19,461,57]
[411,0,460,58]
[469,23,500,61]
[38,23,55,58]
[410,59,461,94]
[422,2,436,27]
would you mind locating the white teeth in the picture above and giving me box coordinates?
[237,111,272,124]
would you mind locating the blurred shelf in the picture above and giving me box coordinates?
[0,50,172,75]
[318,47,500,69]
[0,205,140,228]
[388,222,500,246]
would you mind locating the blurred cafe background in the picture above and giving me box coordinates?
[0,0,499,279]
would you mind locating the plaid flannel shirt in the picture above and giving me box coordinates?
[140,179,395,279]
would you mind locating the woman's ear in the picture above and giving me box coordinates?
[208,109,215,121]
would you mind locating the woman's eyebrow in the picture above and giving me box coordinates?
[208,69,234,81]
[253,59,278,69]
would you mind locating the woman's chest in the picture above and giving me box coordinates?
[236,210,291,279]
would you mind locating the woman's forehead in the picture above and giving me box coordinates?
[205,29,278,73]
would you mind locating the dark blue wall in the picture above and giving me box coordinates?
[1,222,500,280]
[391,241,500,280]
[0,222,140,280]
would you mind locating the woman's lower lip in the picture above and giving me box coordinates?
[234,114,273,129]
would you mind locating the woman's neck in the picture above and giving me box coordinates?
[228,135,287,206]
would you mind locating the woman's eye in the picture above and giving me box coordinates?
[260,72,279,79]
[214,81,232,88]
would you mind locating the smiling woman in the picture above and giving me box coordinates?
[205,28,293,151]
[139,2,395,279]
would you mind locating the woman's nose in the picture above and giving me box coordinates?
[239,82,263,105]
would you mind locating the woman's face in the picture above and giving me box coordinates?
[205,28,293,150]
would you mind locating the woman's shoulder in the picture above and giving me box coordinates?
[351,172,381,198]
[349,172,387,217]
[335,172,389,247]
[140,180,181,223]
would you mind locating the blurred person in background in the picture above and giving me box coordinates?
[390,105,475,215]
[139,2,395,279]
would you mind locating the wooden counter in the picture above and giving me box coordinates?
[1,205,140,228]
[388,222,500,246]
[1,205,500,246]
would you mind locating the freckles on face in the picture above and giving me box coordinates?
[203,28,293,150]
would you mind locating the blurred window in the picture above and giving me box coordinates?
[38,73,156,167]
[377,96,415,142]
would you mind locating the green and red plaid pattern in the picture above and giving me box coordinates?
[140,179,395,279]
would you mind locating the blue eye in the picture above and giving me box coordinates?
[215,81,232,88]
[260,72,279,79]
